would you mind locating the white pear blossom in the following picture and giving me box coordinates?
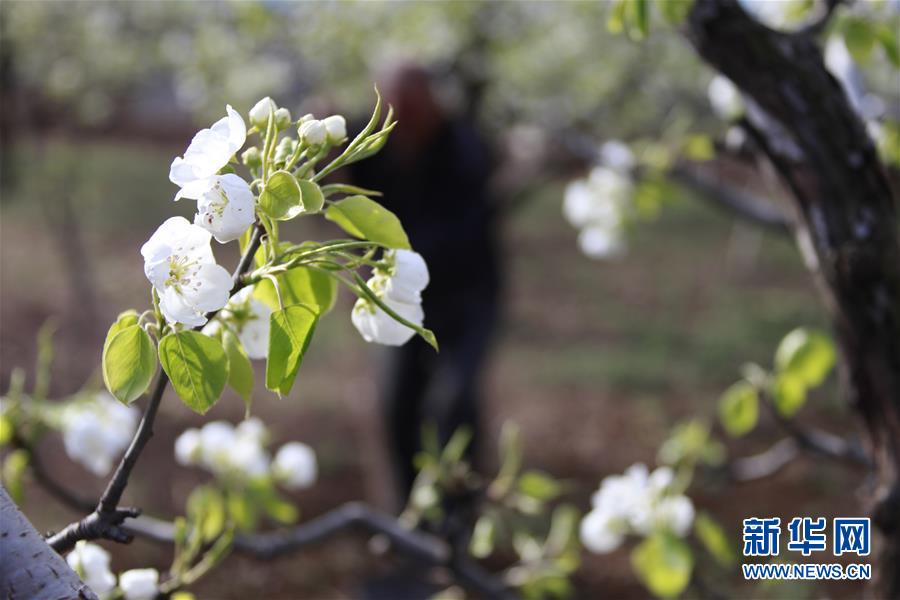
[174,427,202,466]
[236,416,268,446]
[707,75,744,121]
[141,216,232,327]
[352,293,424,346]
[119,569,159,600]
[580,508,625,554]
[169,105,246,193]
[204,286,271,359]
[272,441,318,490]
[60,392,138,476]
[599,140,635,173]
[299,119,327,146]
[581,463,695,554]
[67,542,116,597]
[180,419,271,481]
[351,250,428,346]
[382,250,430,305]
[563,166,633,260]
[249,97,276,128]
[578,226,625,260]
[322,114,347,143]
[172,174,255,243]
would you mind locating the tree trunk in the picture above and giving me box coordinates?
[684,1,900,596]
[0,486,97,600]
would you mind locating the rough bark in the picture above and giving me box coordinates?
[684,1,900,596]
[0,486,96,600]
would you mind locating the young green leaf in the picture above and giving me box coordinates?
[325,195,411,249]
[772,372,807,418]
[266,305,319,396]
[470,514,497,559]
[159,331,229,414]
[103,310,139,352]
[631,533,694,598]
[296,179,325,213]
[518,470,563,502]
[657,0,693,25]
[222,330,254,414]
[693,512,736,567]
[254,267,337,315]
[102,325,157,404]
[774,328,835,388]
[718,380,759,437]
[259,170,303,221]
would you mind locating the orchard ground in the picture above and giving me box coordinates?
[0,138,866,598]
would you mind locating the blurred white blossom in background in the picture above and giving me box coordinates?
[60,392,139,477]
[580,463,695,554]
[66,541,116,598]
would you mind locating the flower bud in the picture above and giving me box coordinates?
[273,137,298,164]
[119,568,159,600]
[249,97,277,129]
[273,442,317,489]
[174,428,202,466]
[323,115,347,143]
[298,119,327,146]
[241,146,262,170]
[274,107,292,130]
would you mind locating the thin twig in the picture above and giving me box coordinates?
[47,225,265,553]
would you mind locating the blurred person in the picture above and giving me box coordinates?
[351,63,502,501]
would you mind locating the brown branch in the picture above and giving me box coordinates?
[669,163,792,234]
[46,224,265,554]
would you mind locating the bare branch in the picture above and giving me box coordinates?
[669,163,792,234]
[729,438,800,481]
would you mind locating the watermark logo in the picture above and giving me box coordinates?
[741,516,871,581]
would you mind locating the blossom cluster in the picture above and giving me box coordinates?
[351,249,430,346]
[174,417,317,490]
[562,140,635,260]
[67,541,159,600]
[579,463,695,554]
[59,392,139,476]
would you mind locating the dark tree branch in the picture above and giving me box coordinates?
[730,438,801,482]
[669,163,792,235]
[685,2,900,595]
[46,224,265,554]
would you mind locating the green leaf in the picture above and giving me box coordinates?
[3,449,29,503]
[877,24,900,67]
[259,170,303,221]
[518,470,563,502]
[631,533,694,598]
[325,195,411,249]
[159,331,228,414]
[263,493,299,524]
[266,305,318,396]
[683,134,715,161]
[718,380,759,437]
[102,325,157,404]
[470,514,497,558]
[607,0,628,34]
[187,485,226,542]
[774,328,836,388]
[658,0,693,25]
[694,512,736,567]
[223,330,253,414]
[772,372,808,418]
[103,310,139,352]
[0,414,13,446]
[842,18,877,63]
[630,0,650,40]
[254,267,337,315]
[297,179,325,213]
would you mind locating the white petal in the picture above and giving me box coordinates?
[160,286,206,327]
[323,114,347,142]
[194,174,255,243]
[578,225,626,260]
[351,296,422,346]
[184,263,232,313]
[580,510,624,554]
[383,250,430,304]
[273,442,317,489]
